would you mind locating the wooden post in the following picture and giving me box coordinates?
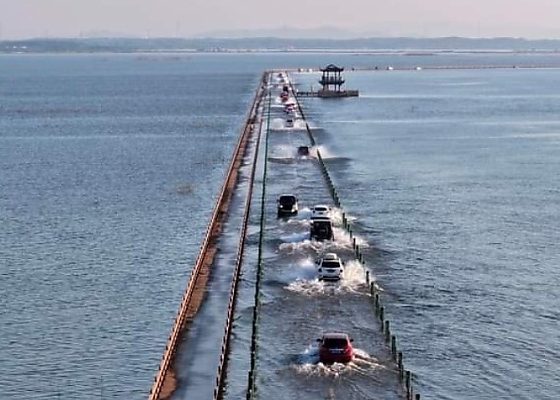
[385,321,390,341]
[391,335,397,357]
[366,270,370,284]
[406,371,411,398]
[379,306,384,323]
[398,352,403,379]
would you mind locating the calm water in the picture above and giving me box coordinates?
[0,54,256,399]
[1,53,559,399]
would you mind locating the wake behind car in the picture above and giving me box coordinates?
[277,194,298,217]
[310,217,334,241]
[317,332,354,364]
[317,253,344,281]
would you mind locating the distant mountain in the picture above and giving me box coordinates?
[3,36,560,53]
[195,26,381,40]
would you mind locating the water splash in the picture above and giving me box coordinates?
[277,228,368,254]
[279,238,322,253]
[327,207,357,226]
[271,258,318,284]
[332,227,369,249]
[284,259,367,296]
[313,145,337,159]
[280,231,311,244]
[270,144,296,159]
[292,346,383,377]
[269,117,306,131]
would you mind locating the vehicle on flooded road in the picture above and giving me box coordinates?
[277,194,298,217]
[310,217,334,240]
[297,146,310,156]
[311,204,330,219]
[317,332,354,364]
[317,253,344,281]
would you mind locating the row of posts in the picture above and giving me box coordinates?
[291,72,422,400]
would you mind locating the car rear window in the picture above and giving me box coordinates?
[315,206,327,212]
[322,261,340,268]
[323,338,348,348]
[279,196,296,206]
[314,220,331,227]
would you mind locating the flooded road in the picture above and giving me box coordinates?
[226,76,405,399]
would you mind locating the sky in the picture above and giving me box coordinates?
[1,0,560,40]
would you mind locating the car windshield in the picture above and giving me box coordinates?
[314,207,327,212]
[323,338,348,348]
[279,196,296,206]
[322,261,340,268]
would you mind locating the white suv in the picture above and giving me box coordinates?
[311,204,330,219]
[317,253,344,281]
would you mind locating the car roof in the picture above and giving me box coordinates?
[279,194,297,199]
[322,332,349,340]
[312,217,331,222]
[323,253,339,260]
[313,204,329,209]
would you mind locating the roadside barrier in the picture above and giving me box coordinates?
[289,72,422,400]
[212,76,267,400]
[148,72,267,400]
[246,75,272,400]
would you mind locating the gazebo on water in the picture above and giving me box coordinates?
[297,64,358,98]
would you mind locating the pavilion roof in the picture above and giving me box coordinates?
[320,64,344,72]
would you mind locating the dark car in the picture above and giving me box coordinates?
[297,146,310,156]
[317,333,354,364]
[310,217,333,240]
[277,194,298,217]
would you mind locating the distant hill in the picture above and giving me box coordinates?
[3,36,560,53]
[194,26,381,40]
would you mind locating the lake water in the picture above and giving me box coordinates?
[1,53,559,399]
[294,66,560,399]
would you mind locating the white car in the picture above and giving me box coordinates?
[311,204,330,219]
[318,253,344,281]
[285,118,294,128]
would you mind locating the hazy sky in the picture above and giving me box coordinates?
[2,0,560,39]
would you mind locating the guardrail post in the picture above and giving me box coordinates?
[398,352,404,379]
[384,321,390,341]
[406,370,411,398]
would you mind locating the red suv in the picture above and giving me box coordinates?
[317,333,354,364]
